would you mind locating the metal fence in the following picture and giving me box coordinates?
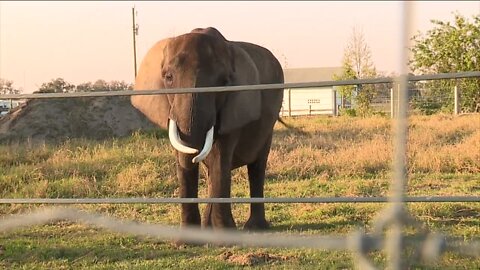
[365,85,462,117]
[1,2,480,269]
[279,75,478,118]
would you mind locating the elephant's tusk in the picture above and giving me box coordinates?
[168,120,199,154]
[192,126,214,164]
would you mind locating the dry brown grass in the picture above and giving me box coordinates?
[270,114,479,181]
[409,114,480,173]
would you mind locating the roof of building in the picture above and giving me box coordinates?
[283,67,343,83]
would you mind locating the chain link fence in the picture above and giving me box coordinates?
[337,75,479,117]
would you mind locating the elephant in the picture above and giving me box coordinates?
[131,27,284,231]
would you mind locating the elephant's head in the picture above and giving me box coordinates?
[132,29,262,164]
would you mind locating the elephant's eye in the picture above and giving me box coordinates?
[164,72,174,85]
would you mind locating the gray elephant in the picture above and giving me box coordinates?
[131,27,284,230]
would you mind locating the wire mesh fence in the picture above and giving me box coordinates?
[369,86,460,116]
[338,75,479,117]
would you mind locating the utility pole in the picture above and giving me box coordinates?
[132,6,139,79]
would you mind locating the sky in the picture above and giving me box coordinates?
[0,1,479,93]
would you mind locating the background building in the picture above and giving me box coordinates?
[282,67,342,116]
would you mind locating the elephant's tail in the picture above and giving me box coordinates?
[277,117,291,129]
[276,117,307,135]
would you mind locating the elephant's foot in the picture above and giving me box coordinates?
[243,216,270,231]
[171,223,205,247]
[173,205,202,246]
[202,203,236,229]
[181,203,201,226]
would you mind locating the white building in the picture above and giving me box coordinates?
[0,100,22,116]
[282,67,343,116]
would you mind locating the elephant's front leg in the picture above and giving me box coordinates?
[202,140,236,229]
[244,136,272,230]
[176,153,201,227]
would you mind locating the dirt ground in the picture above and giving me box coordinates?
[0,96,158,143]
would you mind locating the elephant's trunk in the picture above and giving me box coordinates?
[168,119,214,163]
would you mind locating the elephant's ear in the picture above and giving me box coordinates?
[218,46,261,134]
[130,38,171,130]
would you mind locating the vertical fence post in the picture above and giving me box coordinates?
[390,87,395,118]
[454,80,461,115]
[341,91,345,112]
[332,89,338,116]
[288,89,292,117]
[397,83,401,117]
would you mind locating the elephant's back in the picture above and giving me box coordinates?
[233,41,284,85]
[230,41,284,168]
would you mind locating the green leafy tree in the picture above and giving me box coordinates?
[334,58,357,110]
[75,82,94,92]
[92,79,109,92]
[37,78,75,93]
[334,27,378,116]
[410,13,480,113]
[0,78,22,95]
[108,80,133,91]
[76,80,133,92]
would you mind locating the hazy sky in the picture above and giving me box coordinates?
[1,1,479,93]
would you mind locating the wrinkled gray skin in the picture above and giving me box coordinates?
[131,27,284,231]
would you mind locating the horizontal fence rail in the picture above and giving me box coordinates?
[1,196,479,204]
[2,71,479,100]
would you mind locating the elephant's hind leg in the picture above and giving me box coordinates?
[243,137,272,231]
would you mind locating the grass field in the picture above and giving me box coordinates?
[1,114,479,269]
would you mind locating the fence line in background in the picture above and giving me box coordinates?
[2,71,479,100]
[1,196,479,205]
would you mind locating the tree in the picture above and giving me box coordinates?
[75,82,94,92]
[76,80,133,92]
[75,80,133,92]
[334,27,378,116]
[108,80,133,91]
[334,57,357,111]
[0,79,22,95]
[37,78,75,93]
[410,13,480,113]
[36,78,134,93]
[92,79,109,92]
